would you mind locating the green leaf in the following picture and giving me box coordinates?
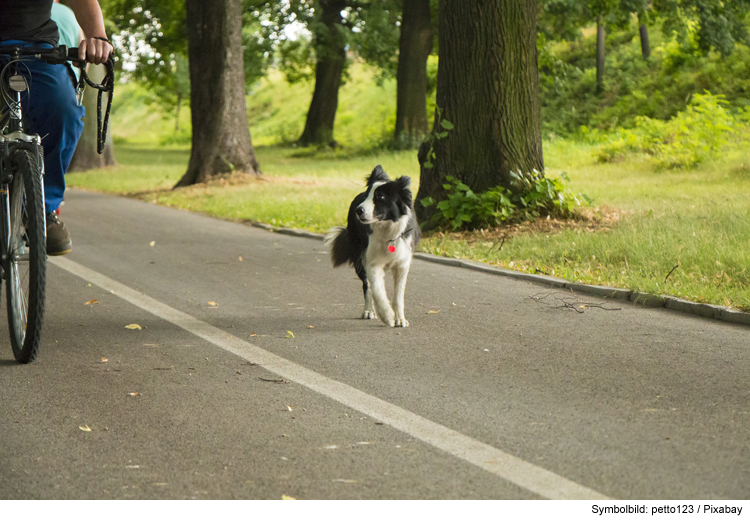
[440,119,454,130]
[420,197,435,207]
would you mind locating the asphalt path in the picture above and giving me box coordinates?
[1,189,748,500]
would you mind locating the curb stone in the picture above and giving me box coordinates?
[247,222,750,327]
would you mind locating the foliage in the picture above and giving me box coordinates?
[539,16,750,137]
[653,0,750,56]
[420,171,589,231]
[597,91,743,168]
[349,0,401,82]
[421,109,452,168]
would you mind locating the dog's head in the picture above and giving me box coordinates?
[356,165,413,224]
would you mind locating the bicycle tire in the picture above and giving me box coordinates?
[6,148,46,363]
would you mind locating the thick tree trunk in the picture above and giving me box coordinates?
[175,93,182,132]
[415,0,544,225]
[596,15,606,94]
[176,0,260,187]
[393,0,433,147]
[68,64,116,171]
[298,0,347,147]
[639,23,651,60]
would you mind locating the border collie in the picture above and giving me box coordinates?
[325,165,421,327]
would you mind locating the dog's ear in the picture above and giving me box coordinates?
[365,165,390,187]
[396,176,413,213]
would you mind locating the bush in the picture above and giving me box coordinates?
[596,92,742,169]
[421,171,589,231]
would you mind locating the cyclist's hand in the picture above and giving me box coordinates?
[78,36,113,64]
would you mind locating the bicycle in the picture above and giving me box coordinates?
[0,45,114,363]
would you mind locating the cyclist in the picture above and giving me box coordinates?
[0,0,113,255]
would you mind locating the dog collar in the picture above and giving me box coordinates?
[388,228,413,253]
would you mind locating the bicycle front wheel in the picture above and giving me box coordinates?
[6,149,47,363]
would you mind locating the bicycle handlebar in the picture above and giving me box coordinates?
[0,45,100,64]
[0,45,115,154]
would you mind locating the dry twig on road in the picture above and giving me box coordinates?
[529,291,622,313]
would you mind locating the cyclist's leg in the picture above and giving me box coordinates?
[20,55,85,213]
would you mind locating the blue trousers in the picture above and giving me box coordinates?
[1,41,85,213]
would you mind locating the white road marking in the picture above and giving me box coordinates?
[52,257,611,500]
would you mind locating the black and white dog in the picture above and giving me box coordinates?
[325,165,420,327]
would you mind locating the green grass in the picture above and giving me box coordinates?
[67,143,420,232]
[420,140,750,310]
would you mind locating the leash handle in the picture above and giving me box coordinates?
[76,54,115,155]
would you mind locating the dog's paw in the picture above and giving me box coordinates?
[383,316,396,327]
[394,317,409,328]
[362,310,378,320]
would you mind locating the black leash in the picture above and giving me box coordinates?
[76,55,114,154]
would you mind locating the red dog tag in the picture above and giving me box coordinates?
[388,244,396,253]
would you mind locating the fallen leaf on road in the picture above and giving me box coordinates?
[307,325,315,329]
[208,301,218,307]
[286,406,293,412]
[324,445,338,449]
[427,310,440,314]
[239,256,243,261]
[85,299,99,305]
[150,241,156,247]
[250,332,258,337]
[128,392,141,397]
[332,479,357,483]
[79,425,92,432]
[124,324,142,330]
[100,358,108,363]
[642,408,660,412]
[282,495,296,500]
[286,331,295,338]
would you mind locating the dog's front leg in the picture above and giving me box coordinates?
[366,266,395,327]
[362,280,377,319]
[391,262,410,327]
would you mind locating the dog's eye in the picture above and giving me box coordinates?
[375,194,384,202]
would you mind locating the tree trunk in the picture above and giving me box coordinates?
[639,23,650,60]
[298,0,348,147]
[175,93,181,132]
[393,0,433,147]
[415,0,544,225]
[176,0,260,187]
[596,15,606,94]
[68,64,116,171]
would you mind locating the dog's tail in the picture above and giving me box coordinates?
[324,226,351,268]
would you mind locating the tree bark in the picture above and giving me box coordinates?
[298,0,348,147]
[393,0,433,147]
[639,23,650,60]
[596,15,606,94]
[68,64,116,171]
[415,0,544,225]
[176,0,260,187]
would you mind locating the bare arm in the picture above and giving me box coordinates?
[66,0,113,64]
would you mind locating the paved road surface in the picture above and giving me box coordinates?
[1,189,748,499]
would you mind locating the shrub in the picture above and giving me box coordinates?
[421,171,589,231]
[596,92,742,169]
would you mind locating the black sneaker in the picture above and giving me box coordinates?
[46,211,72,256]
